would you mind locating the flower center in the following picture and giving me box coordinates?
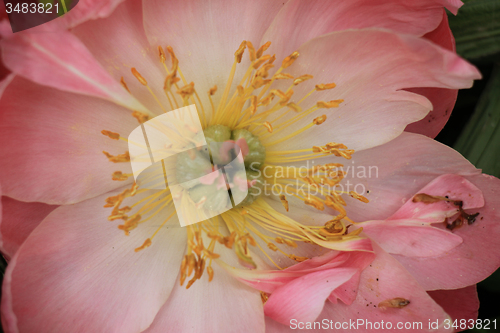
[101,40,370,288]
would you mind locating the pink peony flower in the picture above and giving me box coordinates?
[0,1,497,332]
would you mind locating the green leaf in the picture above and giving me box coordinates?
[448,0,500,60]
[454,64,500,177]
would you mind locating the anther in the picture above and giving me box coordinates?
[101,130,120,140]
[315,83,336,91]
[112,171,129,181]
[120,77,130,93]
[316,100,344,108]
[235,41,247,63]
[349,191,369,203]
[267,243,278,251]
[273,73,294,80]
[131,68,147,86]
[209,85,217,95]
[313,115,327,125]
[250,96,258,115]
[305,197,324,211]
[158,46,166,63]
[263,121,273,133]
[279,194,289,212]
[103,151,130,163]
[293,74,313,85]
[253,55,271,69]
[256,41,271,59]
[207,266,214,282]
[282,51,299,68]
[246,41,257,61]
[287,102,302,112]
[132,111,150,124]
[134,238,152,252]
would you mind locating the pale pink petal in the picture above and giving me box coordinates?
[406,11,461,138]
[394,173,500,290]
[262,0,462,62]
[0,30,150,114]
[264,29,480,153]
[428,286,479,329]
[0,77,137,204]
[73,0,168,114]
[317,244,453,333]
[264,268,358,324]
[0,197,58,260]
[143,263,265,333]
[338,133,480,222]
[142,0,285,112]
[1,190,186,333]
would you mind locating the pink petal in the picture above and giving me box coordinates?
[428,286,479,330]
[265,29,480,153]
[388,174,484,222]
[315,133,500,290]
[0,197,58,260]
[406,11,461,138]
[318,244,453,332]
[362,221,463,257]
[143,263,265,333]
[73,1,169,114]
[361,174,485,257]
[264,268,358,324]
[0,30,150,114]
[1,189,186,333]
[142,0,285,111]
[394,173,500,290]
[339,132,480,222]
[262,0,462,62]
[0,77,137,204]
